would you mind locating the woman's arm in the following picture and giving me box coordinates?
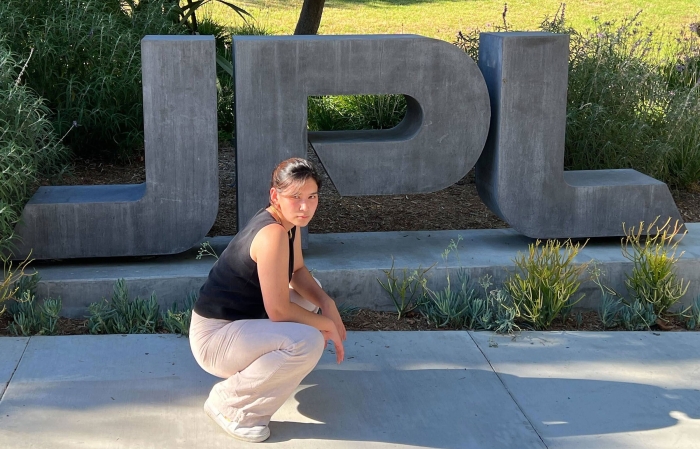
[252,224,344,362]
[290,230,347,341]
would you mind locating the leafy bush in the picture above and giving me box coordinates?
[564,16,678,185]
[307,94,407,131]
[598,292,619,329]
[0,43,69,253]
[684,295,700,330]
[419,271,516,333]
[215,22,270,137]
[504,239,588,330]
[417,238,517,333]
[0,0,183,159]
[622,218,689,317]
[618,299,657,330]
[475,275,518,334]
[4,272,62,335]
[457,8,700,189]
[0,256,34,316]
[87,279,160,334]
[561,14,700,188]
[596,293,657,331]
[8,293,62,336]
[378,258,431,319]
[421,269,477,328]
[161,291,196,336]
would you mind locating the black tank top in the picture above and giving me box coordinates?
[194,209,296,321]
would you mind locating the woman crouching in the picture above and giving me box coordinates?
[189,158,346,442]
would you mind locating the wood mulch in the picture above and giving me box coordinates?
[0,308,692,337]
[19,141,698,336]
[47,142,700,235]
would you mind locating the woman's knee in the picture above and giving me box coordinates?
[287,324,325,361]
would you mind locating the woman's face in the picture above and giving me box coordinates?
[271,178,319,229]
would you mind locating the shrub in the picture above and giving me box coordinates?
[684,295,700,330]
[308,94,407,132]
[564,16,672,180]
[215,22,270,137]
[622,218,689,317]
[0,42,69,254]
[0,0,183,159]
[0,255,34,316]
[456,8,700,190]
[86,279,160,334]
[475,275,518,334]
[3,272,61,335]
[161,291,196,336]
[504,239,588,330]
[377,258,431,319]
[416,238,517,333]
[618,299,657,330]
[8,292,63,336]
[421,269,476,328]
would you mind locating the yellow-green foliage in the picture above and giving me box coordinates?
[0,255,32,316]
[504,239,589,330]
[622,218,689,316]
[0,43,69,254]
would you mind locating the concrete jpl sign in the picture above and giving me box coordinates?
[10,33,682,260]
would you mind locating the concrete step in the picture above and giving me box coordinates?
[30,225,700,318]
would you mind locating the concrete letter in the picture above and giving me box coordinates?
[476,32,683,238]
[233,35,490,229]
[11,36,219,259]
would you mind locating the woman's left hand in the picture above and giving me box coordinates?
[322,301,347,341]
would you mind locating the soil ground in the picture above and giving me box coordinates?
[46,143,700,236]
[19,142,698,336]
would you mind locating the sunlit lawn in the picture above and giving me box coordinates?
[203,0,699,42]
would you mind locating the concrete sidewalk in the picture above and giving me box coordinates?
[0,331,699,449]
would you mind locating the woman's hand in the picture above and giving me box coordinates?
[321,323,345,364]
[321,300,347,342]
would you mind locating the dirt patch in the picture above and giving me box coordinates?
[50,142,700,235]
[0,308,692,337]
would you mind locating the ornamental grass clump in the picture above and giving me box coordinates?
[307,94,407,131]
[0,43,69,253]
[504,239,588,330]
[561,14,700,189]
[0,0,182,159]
[456,7,700,189]
[622,218,689,318]
[378,258,431,320]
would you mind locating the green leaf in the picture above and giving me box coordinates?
[216,54,233,77]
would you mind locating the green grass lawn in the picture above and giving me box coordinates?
[204,0,698,41]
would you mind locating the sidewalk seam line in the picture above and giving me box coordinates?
[467,331,549,449]
[0,337,31,403]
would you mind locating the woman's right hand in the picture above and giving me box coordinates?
[321,323,345,364]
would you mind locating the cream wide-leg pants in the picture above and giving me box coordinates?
[189,286,325,427]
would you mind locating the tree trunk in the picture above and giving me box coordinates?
[294,0,326,35]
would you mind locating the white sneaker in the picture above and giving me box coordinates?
[203,398,271,443]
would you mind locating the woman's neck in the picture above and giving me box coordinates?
[266,206,294,232]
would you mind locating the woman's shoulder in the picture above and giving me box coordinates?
[250,222,288,264]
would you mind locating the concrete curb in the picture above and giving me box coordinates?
[30,225,700,318]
